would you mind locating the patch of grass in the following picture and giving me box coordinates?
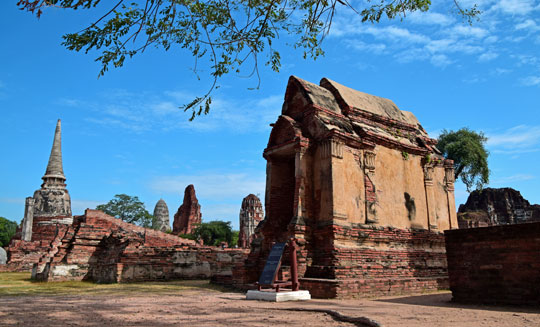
[0,272,228,297]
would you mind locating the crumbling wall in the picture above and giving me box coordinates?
[30,210,249,284]
[6,219,72,271]
[445,222,540,305]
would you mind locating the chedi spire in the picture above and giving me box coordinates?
[42,119,66,187]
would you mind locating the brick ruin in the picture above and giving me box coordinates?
[5,121,247,284]
[19,79,529,301]
[30,210,247,284]
[445,222,540,305]
[235,76,458,298]
[458,187,540,228]
[172,184,202,235]
[238,194,264,248]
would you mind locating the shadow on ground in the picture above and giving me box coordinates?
[376,293,540,314]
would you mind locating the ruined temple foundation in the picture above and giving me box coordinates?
[234,76,458,298]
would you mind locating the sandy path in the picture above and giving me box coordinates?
[0,290,538,326]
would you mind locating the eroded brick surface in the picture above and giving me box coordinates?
[445,222,540,305]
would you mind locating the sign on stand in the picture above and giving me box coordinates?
[258,242,286,286]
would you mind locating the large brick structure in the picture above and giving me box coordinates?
[445,222,540,305]
[237,76,458,298]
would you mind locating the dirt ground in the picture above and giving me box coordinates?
[1,284,539,327]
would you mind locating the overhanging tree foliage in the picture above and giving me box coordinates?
[437,128,490,192]
[0,216,18,247]
[18,0,479,119]
[96,194,155,228]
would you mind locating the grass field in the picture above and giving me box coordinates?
[0,272,229,297]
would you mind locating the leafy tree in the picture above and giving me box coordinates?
[231,230,239,248]
[0,216,18,247]
[18,0,479,118]
[191,221,233,246]
[96,194,155,228]
[437,128,490,192]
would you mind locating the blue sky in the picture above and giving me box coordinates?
[1,1,539,229]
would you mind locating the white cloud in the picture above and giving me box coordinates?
[489,174,535,185]
[331,23,430,44]
[150,173,265,201]
[488,125,540,149]
[450,25,489,39]
[430,54,453,67]
[515,54,540,66]
[493,0,536,15]
[426,39,484,54]
[463,75,487,83]
[62,90,283,134]
[521,75,540,86]
[380,26,430,43]
[515,19,540,31]
[484,35,499,43]
[407,11,455,26]
[491,67,512,75]
[151,101,179,116]
[345,40,387,54]
[478,51,499,61]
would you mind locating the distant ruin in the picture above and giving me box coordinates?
[238,194,264,248]
[172,185,202,235]
[458,187,540,228]
[153,199,170,232]
[236,76,458,297]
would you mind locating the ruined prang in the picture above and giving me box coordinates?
[458,187,540,228]
[238,194,264,248]
[172,185,202,235]
[153,199,170,232]
[20,120,72,241]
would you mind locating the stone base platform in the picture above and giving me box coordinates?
[246,290,311,302]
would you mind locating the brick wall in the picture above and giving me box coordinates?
[30,210,249,284]
[445,222,540,305]
[300,223,448,298]
[234,222,449,298]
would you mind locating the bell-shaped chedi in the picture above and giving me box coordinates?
[238,194,264,248]
[32,119,72,218]
[153,199,170,232]
[20,119,72,241]
[458,187,540,228]
[172,185,202,235]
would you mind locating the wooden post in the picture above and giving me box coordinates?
[289,238,299,291]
